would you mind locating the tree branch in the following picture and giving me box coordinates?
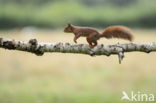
[0,37,156,63]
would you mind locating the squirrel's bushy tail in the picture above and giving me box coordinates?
[100,26,133,41]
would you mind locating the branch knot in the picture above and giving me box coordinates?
[28,39,44,56]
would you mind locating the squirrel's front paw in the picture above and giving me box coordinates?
[74,40,77,43]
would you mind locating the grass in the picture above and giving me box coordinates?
[0,29,156,103]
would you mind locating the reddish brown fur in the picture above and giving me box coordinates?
[64,24,134,48]
[101,26,133,41]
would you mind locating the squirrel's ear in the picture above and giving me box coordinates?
[68,23,71,26]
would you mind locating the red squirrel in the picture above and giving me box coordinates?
[64,23,133,48]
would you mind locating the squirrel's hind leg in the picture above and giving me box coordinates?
[93,41,97,47]
[86,37,97,48]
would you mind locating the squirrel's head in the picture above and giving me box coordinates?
[64,23,73,33]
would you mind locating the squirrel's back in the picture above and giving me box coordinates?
[64,24,99,36]
[73,26,99,35]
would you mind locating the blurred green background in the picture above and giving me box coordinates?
[0,0,156,29]
[0,0,156,103]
